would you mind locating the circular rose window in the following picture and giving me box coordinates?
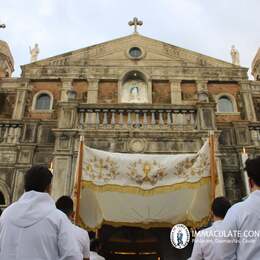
[129,47,142,59]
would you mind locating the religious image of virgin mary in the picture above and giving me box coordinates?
[129,85,139,101]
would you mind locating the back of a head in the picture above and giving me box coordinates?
[212,197,231,219]
[245,157,260,187]
[56,196,74,217]
[24,165,53,192]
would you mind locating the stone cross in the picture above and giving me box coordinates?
[128,17,143,33]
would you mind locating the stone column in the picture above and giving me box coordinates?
[52,130,77,200]
[196,103,216,130]
[196,80,209,102]
[87,79,99,103]
[12,82,28,120]
[215,153,226,196]
[52,154,73,200]
[118,79,123,103]
[240,81,257,122]
[147,80,153,103]
[170,80,182,104]
[61,78,73,102]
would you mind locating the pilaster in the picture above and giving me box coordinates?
[12,81,29,120]
[196,80,209,102]
[87,79,99,103]
[240,81,257,122]
[170,80,182,104]
[61,78,73,102]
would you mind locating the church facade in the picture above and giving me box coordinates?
[1,28,260,258]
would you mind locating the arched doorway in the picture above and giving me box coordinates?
[0,191,5,205]
[99,225,161,260]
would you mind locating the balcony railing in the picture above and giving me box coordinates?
[0,121,23,144]
[78,104,197,130]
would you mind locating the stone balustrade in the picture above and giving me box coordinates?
[0,121,23,144]
[78,105,196,130]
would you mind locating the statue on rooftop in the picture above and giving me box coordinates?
[29,43,40,62]
[231,45,240,66]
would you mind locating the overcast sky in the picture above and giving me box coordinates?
[0,0,259,78]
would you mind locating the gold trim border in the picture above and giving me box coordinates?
[81,176,210,196]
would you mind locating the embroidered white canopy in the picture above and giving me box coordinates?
[76,140,212,230]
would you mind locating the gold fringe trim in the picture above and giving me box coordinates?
[79,214,211,232]
[81,176,210,196]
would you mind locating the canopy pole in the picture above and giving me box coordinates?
[74,135,84,225]
[209,131,217,202]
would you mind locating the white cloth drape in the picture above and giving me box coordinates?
[78,140,212,229]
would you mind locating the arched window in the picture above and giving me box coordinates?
[35,93,51,110]
[0,191,5,205]
[218,96,234,113]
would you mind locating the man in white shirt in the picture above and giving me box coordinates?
[189,196,231,260]
[217,157,260,260]
[0,165,81,260]
[56,196,90,260]
[90,239,105,260]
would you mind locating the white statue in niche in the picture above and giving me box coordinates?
[129,85,140,101]
[121,80,148,103]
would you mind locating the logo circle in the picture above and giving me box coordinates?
[170,224,190,249]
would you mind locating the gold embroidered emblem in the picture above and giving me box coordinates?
[127,159,167,185]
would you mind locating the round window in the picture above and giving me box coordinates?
[129,47,142,58]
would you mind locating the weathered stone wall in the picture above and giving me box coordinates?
[72,80,88,101]
[152,80,171,104]
[181,81,197,101]
[98,80,118,104]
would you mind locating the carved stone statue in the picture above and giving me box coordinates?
[231,45,240,66]
[29,43,40,62]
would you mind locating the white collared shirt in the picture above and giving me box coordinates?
[72,224,90,258]
[190,220,223,260]
[216,190,260,260]
[90,251,105,260]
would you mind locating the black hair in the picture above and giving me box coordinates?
[56,196,74,217]
[245,157,260,187]
[90,239,101,252]
[24,165,53,192]
[211,196,231,219]
[0,208,2,216]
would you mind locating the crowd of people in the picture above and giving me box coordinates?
[0,165,104,260]
[190,157,260,259]
[0,157,260,259]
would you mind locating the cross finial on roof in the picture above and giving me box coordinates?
[128,17,143,34]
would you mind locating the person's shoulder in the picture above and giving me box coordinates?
[0,201,18,220]
[227,200,246,215]
[72,224,89,237]
[196,225,213,238]
[47,207,71,224]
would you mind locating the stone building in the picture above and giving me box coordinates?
[1,26,260,259]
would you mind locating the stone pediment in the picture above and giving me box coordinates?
[22,33,241,71]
